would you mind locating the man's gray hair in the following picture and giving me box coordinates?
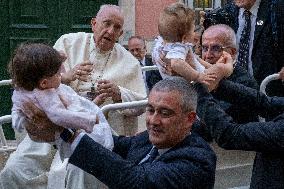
[205,24,237,49]
[151,77,197,112]
[96,4,123,19]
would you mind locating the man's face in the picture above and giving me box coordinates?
[146,90,195,149]
[234,0,256,10]
[128,38,146,61]
[202,32,229,64]
[91,9,124,52]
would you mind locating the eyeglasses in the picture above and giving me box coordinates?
[201,45,229,54]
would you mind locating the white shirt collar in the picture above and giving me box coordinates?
[158,148,170,156]
[239,0,261,17]
[141,57,146,66]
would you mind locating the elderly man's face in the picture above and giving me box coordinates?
[91,9,124,52]
[128,38,146,61]
[234,0,256,10]
[146,90,195,149]
[202,31,235,64]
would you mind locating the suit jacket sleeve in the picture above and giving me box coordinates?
[196,83,284,152]
[214,80,284,118]
[69,135,215,189]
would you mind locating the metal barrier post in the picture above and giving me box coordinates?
[259,73,279,95]
[0,79,12,87]
[141,66,158,72]
[0,115,12,148]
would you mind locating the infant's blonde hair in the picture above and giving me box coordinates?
[158,3,195,43]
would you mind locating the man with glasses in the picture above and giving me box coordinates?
[128,36,162,92]
[205,0,284,97]
[201,24,258,124]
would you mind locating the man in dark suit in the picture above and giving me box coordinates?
[23,77,216,189]
[202,24,259,124]
[128,36,162,92]
[197,80,284,189]
[205,0,284,96]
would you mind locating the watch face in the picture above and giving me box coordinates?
[60,128,75,142]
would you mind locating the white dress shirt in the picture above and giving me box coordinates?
[236,0,261,76]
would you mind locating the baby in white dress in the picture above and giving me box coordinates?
[9,43,113,149]
[152,3,233,86]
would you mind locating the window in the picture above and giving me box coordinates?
[194,0,213,9]
[183,0,227,10]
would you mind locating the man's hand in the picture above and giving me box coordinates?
[278,67,284,81]
[216,51,234,78]
[61,61,93,84]
[97,80,121,103]
[22,102,63,142]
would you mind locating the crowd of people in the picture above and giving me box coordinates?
[0,1,284,189]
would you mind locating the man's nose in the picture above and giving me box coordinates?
[203,51,211,60]
[106,25,115,34]
[133,50,139,56]
[147,112,161,125]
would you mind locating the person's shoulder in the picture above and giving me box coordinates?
[113,43,140,63]
[183,132,215,155]
[113,43,129,54]
[58,83,75,92]
[131,131,149,143]
[56,32,92,45]
[59,32,91,39]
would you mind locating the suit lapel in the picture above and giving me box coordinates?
[253,1,269,48]
[231,4,240,32]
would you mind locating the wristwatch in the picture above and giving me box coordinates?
[60,128,77,143]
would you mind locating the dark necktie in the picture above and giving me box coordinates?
[140,147,159,164]
[139,61,144,67]
[237,10,251,70]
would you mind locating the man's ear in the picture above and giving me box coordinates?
[187,111,197,123]
[38,78,48,90]
[184,111,196,130]
[91,18,96,32]
[228,47,237,59]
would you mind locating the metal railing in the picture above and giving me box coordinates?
[141,65,158,72]
[0,72,280,150]
[101,99,148,115]
[0,115,12,148]
[259,73,280,95]
[0,79,13,151]
[0,79,12,87]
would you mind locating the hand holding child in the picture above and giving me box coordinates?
[278,67,284,81]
